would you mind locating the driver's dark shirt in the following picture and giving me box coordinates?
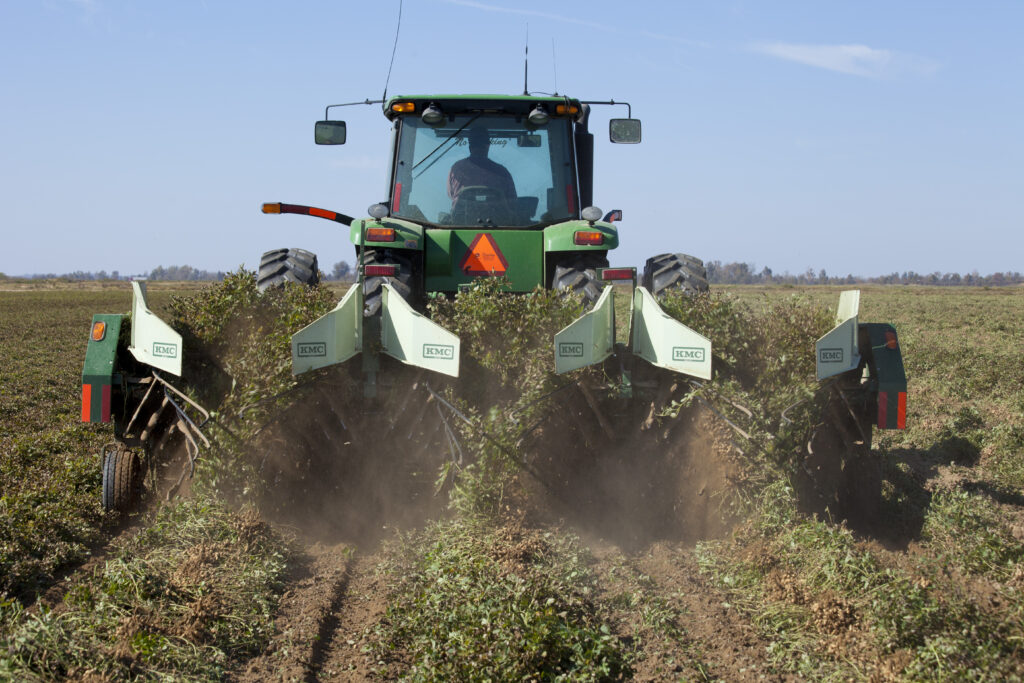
[447,156,517,201]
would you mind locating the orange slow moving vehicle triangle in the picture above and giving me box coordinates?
[460,233,509,275]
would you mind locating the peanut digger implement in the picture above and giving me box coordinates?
[81,93,907,514]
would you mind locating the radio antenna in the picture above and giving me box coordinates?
[551,38,558,95]
[522,24,529,95]
[382,0,404,104]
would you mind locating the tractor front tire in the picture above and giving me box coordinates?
[362,248,416,316]
[257,248,319,292]
[553,254,609,307]
[102,445,142,513]
[642,253,709,297]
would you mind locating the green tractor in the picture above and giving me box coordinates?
[80,92,907,520]
[259,94,715,390]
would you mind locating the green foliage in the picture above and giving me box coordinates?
[370,518,629,681]
[0,495,291,680]
[657,291,833,499]
[428,278,587,517]
[0,289,142,599]
[429,277,583,390]
[0,428,107,598]
[167,270,341,497]
[922,488,1024,579]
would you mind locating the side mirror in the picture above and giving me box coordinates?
[609,119,641,144]
[315,120,347,145]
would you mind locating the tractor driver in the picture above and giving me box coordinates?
[447,127,517,204]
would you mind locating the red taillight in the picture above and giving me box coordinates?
[574,231,603,246]
[366,227,395,242]
[885,330,898,349]
[365,265,398,277]
[600,268,634,281]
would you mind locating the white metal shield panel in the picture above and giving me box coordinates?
[380,283,460,377]
[815,289,861,380]
[553,286,615,374]
[291,285,363,375]
[128,281,183,376]
[631,286,712,380]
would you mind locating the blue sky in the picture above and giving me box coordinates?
[1,0,1021,277]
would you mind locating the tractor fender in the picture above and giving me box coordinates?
[543,219,619,253]
[349,217,425,250]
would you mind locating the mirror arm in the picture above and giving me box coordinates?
[324,99,385,119]
[580,99,632,119]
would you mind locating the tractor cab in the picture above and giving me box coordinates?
[389,107,577,228]
[317,95,640,233]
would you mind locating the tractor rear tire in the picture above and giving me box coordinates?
[362,248,416,316]
[102,445,142,513]
[257,248,319,292]
[642,253,709,297]
[553,254,609,307]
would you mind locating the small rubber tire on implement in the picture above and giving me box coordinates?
[642,253,709,297]
[257,248,319,292]
[553,253,609,307]
[362,248,416,316]
[102,444,143,513]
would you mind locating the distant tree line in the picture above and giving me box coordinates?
[3,261,1020,286]
[5,261,357,282]
[4,265,226,281]
[148,265,227,281]
[705,261,1024,287]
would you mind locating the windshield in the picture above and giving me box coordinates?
[390,114,576,227]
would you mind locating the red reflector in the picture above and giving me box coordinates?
[392,182,402,213]
[885,330,898,349]
[366,227,395,242]
[897,391,907,429]
[600,268,633,281]
[81,384,91,422]
[309,207,336,220]
[365,265,398,277]
[91,321,106,341]
[101,384,111,423]
[574,231,604,246]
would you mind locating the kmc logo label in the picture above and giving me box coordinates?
[558,342,584,358]
[819,348,844,363]
[297,342,327,358]
[423,344,455,360]
[152,342,178,359]
[672,347,705,363]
